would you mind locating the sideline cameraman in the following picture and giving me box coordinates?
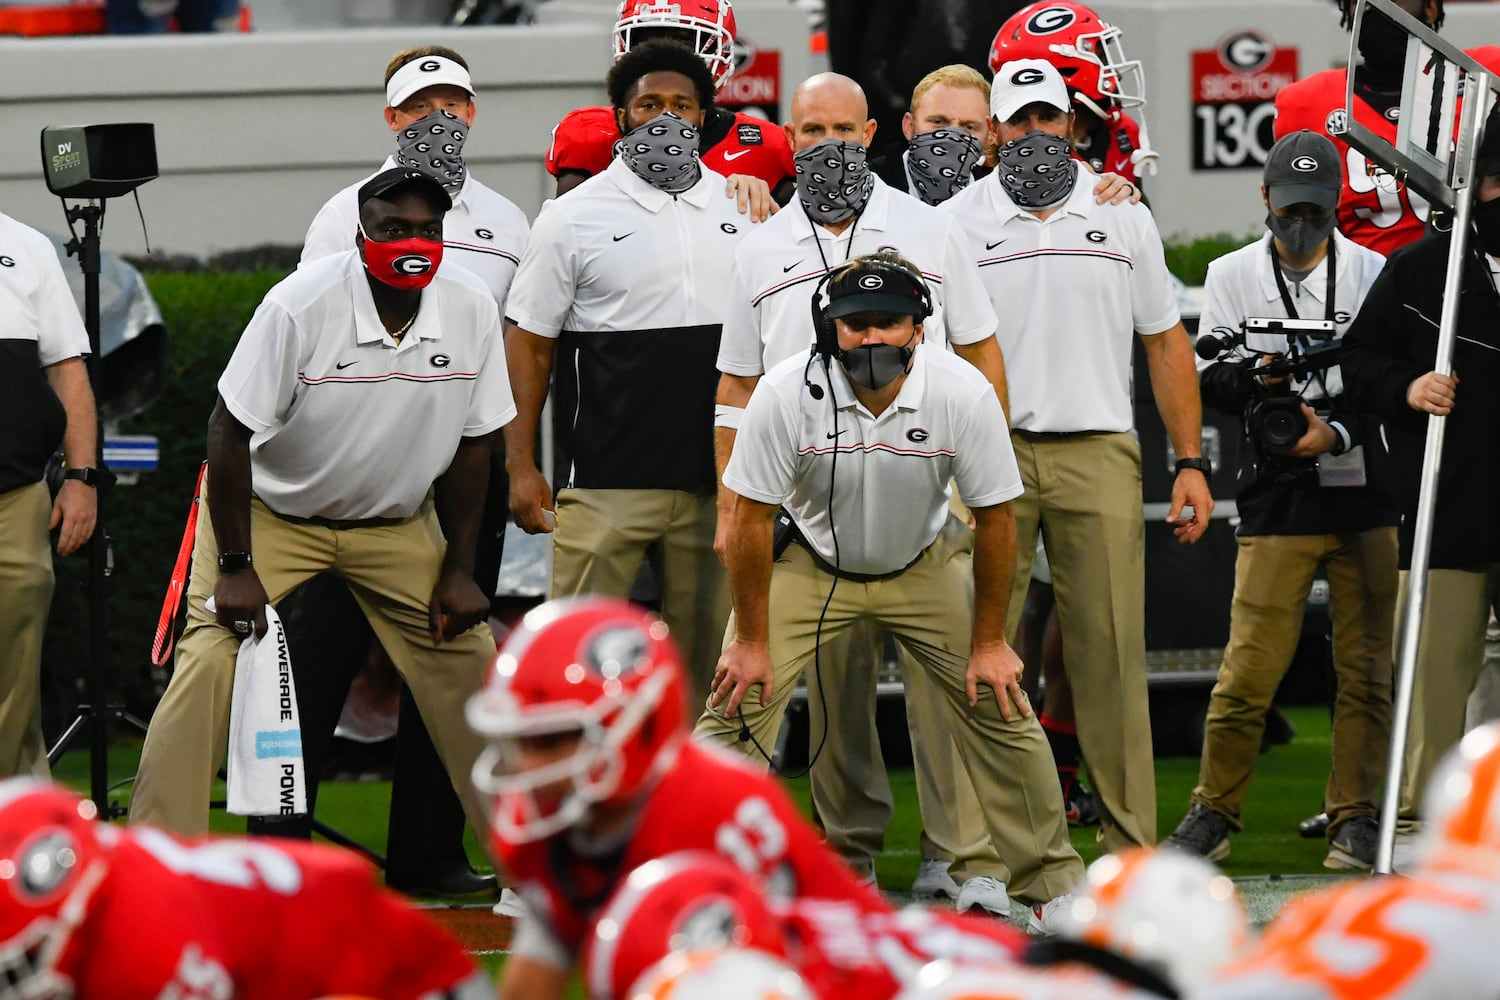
[1164,131,1396,871]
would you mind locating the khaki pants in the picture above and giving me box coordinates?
[131,488,494,838]
[1192,529,1397,834]
[1006,431,1155,850]
[696,517,1083,902]
[551,488,729,708]
[1396,565,1500,819]
[805,630,1000,879]
[0,483,55,779]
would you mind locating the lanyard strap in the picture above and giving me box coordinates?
[151,461,207,667]
[1269,236,1336,322]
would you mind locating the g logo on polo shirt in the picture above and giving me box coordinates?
[420,59,442,72]
[1011,67,1047,87]
[392,254,435,276]
[430,353,451,368]
[1026,6,1075,34]
[906,428,930,443]
[1085,230,1107,244]
[720,222,738,234]
[1291,155,1320,172]
[475,228,494,240]
[0,255,14,268]
[858,274,885,290]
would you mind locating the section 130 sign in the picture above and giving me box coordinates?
[1192,30,1299,170]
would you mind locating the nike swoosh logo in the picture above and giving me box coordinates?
[723,149,751,161]
[613,233,632,242]
[783,261,802,273]
[335,361,358,370]
[826,430,844,440]
[985,239,1007,250]
[1111,159,1131,173]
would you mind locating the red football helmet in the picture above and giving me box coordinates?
[0,779,115,1000]
[613,0,739,91]
[466,597,689,845]
[584,851,787,1000]
[988,2,1145,120]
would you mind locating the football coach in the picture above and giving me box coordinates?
[697,250,1083,926]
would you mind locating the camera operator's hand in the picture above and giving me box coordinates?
[1289,403,1339,459]
[1407,370,1458,416]
[1254,353,1287,386]
[967,640,1031,722]
[710,639,774,717]
[1167,468,1213,544]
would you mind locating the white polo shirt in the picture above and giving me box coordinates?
[725,343,1023,576]
[1196,230,1386,404]
[0,212,89,364]
[301,156,529,310]
[505,158,753,491]
[941,169,1180,434]
[218,250,516,520]
[716,177,997,376]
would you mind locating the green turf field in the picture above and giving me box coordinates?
[52,701,1345,980]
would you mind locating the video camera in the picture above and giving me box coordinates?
[1196,317,1342,457]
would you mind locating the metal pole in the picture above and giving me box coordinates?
[1375,74,1488,873]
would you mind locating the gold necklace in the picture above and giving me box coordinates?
[391,304,419,345]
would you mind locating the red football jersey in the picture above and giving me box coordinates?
[62,829,481,1000]
[494,739,880,955]
[1075,111,1148,184]
[1275,47,1500,257]
[546,105,794,188]
[782,898,1027,1000]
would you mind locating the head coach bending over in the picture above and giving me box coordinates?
[130,168,515,838]
[699,251,1084,928]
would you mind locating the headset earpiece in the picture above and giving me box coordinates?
[810,270,839,358]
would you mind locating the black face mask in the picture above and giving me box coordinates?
[1267,211,1338,258]
[1473,196,1500,257]
[838,331,917,390]
[1358,10,1417,90]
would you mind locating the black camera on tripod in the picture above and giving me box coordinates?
[1196,316,1342,458]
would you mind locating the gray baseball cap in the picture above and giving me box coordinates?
[1263,130,1341,211]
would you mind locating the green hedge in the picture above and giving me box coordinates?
[41,271,287,735]
[39,232,1254,737]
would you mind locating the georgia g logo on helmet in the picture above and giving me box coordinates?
[1026,5,1077,35]
[392,254,435,276]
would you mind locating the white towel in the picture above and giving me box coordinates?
[225,606,308,817]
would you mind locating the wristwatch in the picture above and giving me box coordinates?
[62,466,100,487]
[1174,457,1213,480]
[217,551,254,573]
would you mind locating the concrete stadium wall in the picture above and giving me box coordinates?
[0,1,810,258]
[1,0,1495,256]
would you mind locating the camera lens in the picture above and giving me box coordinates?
[1255,398,1309,454]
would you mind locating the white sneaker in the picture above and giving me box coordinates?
[956,875,1009,917]
[493,887,527,917]
[911,860,960,901]
[1028,893,1076,935]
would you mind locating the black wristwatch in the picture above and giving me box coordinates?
[217,551,254,573]
[63,466,100,487]
[1174,457,1213,480]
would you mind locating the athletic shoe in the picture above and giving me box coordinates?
[1298,810,1330,839]
[493,887,527,917]
[956,876,1009,918]
[1028,893,1076,935]
[1164,803,1231,862]
[1063,780,1100,828]
[1325,815,1378,871]
[911,860,960,901]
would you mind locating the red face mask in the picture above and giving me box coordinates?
[359,225,444,290]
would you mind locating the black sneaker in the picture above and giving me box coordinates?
[1164,803,1231,861]
[1298,810,1330,839]
[1063,779,1099,827]
[1325,815,1378,871]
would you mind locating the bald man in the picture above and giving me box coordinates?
[706,71,1015,911]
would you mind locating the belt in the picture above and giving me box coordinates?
[268,508,409,530]
[1013,428,1113,442]
[791,534,921,584]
